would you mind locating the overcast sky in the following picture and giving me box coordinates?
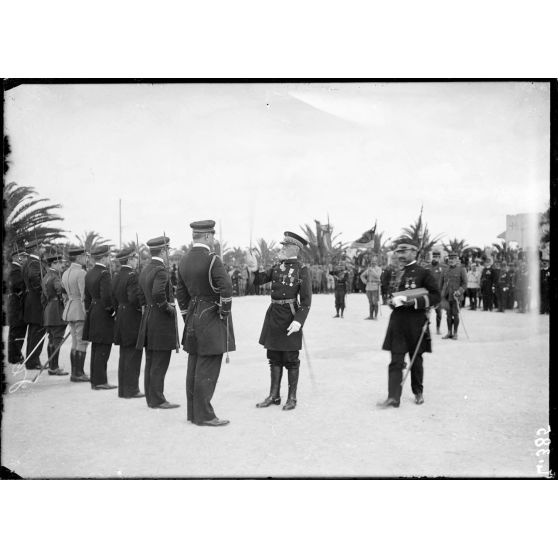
[4,81,550,251]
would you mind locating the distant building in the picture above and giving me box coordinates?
[497,213,544,248]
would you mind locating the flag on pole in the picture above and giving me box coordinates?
[351,222,377,249]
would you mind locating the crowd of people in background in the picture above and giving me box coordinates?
[168,250,551,318]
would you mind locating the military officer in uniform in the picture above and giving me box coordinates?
[7,248,28,364]
[440,252,467,340]
[22,239,47,369]
[42,252,69,375]
[249,231,312,411]
[83,245,117,390]
[330,265,349,318]
[378,243,440,408]
[61,247,90,382]
[480,258,496,311]
[136,236,180,409]
[177,221,234,426]
[429,250,447,334]
[112,247,144,399]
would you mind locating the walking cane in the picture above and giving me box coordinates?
[12,331,49,377]
[454,293,470,340]
[401,316,430,389]
[301,334,316,388]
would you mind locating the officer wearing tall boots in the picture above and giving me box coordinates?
[177,221,235,426]
[22,239,47,369]
[136,236,180,409]
[248,231,312,411]
[378,243,440,408]
[61,248,90,382]
[83,246,116,390]
[7,248,28,364]
[42,252,69,375]
[112,248,144,398]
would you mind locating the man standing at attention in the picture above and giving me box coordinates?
[83,245,117,390]
[113,247,144,399]
[441,252,467,340]
[136,236,181,409]
[7,248,28,365]
[249,231,312,411]
[378,243,440,409]
[177,221,235,426]
[429,250,447,334]
[360,253,382,320]
[61,247,90,382]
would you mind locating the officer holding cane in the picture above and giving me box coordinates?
[378,242,440,408]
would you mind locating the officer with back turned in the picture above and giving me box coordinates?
[7,248,28,364]
[136,236,180,409]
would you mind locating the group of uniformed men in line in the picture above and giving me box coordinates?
[8,221,449,416]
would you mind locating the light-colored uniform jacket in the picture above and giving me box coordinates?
[61,262,87,321]
[360,265,382,292]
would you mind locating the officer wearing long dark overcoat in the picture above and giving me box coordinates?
[539,258,550,314]
[136,236,180,409]
[176,221,235,426]
[249,231,312,411]
[495,262,513,312]
[480,259,496,311]
[429,250,447,334]
[7,249,28,364]
[61,248,90,382]
[22,239,48,369]
[112,248,144,398]
[42,253,68,375]
[378,242,440,408]
[83,245,116,390]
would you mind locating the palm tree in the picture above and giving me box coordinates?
[4,181,65,251]
[253,238,279,267]
[491,240,517,263]
[75,230,112,252]
[443,237,469,255]
[300,220,347,264]
[224,246,247,267]
[394,207,443,261]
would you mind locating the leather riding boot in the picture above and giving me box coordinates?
[47,343,54,370]
[283,366,299,411]
[256,365,283,407]
[71,350,90,382]
[70,349,76,376]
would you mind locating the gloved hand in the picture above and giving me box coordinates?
[162,302,175,316]
[391,295,407,308]
[453,291,461,298]
[219,309,230,320]
[286,320,301,336]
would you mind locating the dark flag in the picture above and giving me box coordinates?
[351,222,377,249]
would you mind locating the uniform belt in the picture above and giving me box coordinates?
[271,298,297,316]
[271,298,297,305]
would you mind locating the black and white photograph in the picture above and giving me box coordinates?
[2,79,552,479]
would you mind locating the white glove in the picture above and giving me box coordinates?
[246,252,258,272]
[392,295,406,308]
[286,320,302,336]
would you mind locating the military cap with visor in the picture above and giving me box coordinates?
[190,220,216,234]
[68,247,86,257]
[90,245,111,258]
[394,242,418,252]
[146,236,170,250]
[115,247,136,260]
[280,231,308,249]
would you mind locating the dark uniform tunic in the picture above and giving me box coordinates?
[430,261,447,331]
[382,262,440,402]
[496,268,513,312]
[83,264,115,386]
[539,265,550,314]
[136,258,177,407]
[7,261,27,364]
[480,266,496,311]
[331,270,349,312]
[253,258,311,368]
[112,266,143,397]
[42,269,67,371]
[177,246,235,423]
[22,255,47,368]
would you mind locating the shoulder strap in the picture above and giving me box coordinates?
[208,254,218,293]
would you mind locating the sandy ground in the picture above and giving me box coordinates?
[1,293,550,478]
